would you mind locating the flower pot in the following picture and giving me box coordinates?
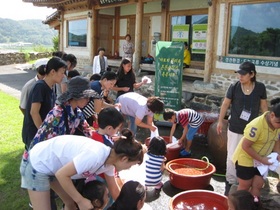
[169,189,228,210]
[166,158,216,190]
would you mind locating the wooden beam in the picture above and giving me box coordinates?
[133,0,143,73]
[114,7,120,56]
[204,0,216,82]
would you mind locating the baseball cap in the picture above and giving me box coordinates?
[235,61,256,75]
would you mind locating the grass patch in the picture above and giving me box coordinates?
[0,91,29,209]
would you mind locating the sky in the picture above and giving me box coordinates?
[0,0,56,20]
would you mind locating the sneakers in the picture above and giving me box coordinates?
[29,202,33,209]
[180,149,191,157]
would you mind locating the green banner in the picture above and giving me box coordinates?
[219,56,280,68]
[155,41,184,110]
[172,25,189,42]
[192,24,207,54]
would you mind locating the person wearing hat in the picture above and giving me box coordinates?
[107,180,146,210]
[93,47,108,75]
[19,64,46,114]
[216,61,268,195]
[29,76,100,148]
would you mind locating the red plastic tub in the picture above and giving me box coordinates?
[166,158,216,190]
[145,136,182,162]
[169,189,228,210]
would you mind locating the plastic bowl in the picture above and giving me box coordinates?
[145,136,182,162]
[169,189,228,210]
[166,158,216,190]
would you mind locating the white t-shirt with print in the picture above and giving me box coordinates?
[29,135,114,179]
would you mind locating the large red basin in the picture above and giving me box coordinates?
[169,190,228,210]
[145,136,182,162]
[166,158,216,190]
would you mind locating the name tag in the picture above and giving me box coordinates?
[240,109,251,121]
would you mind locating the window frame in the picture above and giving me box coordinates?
[226,0,280,59]
[67,18,88,48]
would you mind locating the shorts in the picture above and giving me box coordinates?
[235,162,261,180]
[20,156,55,191]
[186,125,199,141]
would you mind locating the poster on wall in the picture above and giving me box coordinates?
[155,41,184,111]
[192,24,207,54]
[172,25,189,42]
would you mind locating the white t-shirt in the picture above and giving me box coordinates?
[118,92,153,119]
[29,135,114,179]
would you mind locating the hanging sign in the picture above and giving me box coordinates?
[172,25,189,42]
[192,24,207,54]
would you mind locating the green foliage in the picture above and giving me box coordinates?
[229,26,280,57]
[0,18,57,45]
[24,52,30,62]
[32,44,51,53]
[52,35,59,52]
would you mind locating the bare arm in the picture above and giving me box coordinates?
[242,138,272,165]
[104,174,120,200]
[93,98,103,114]
[133,80,147,89]
[111,86,130,92]
[30,102,42,129]
[169,123,177,143]
[61,83,67,93]
[260,99,268,113]
[55,161,93,210]
[217,97,231,134]
[135,115,156,131]
[179,125,188,143]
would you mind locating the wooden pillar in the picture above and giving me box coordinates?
[89,9,95,64]
[92,9,98,64]
[204,0,216,82]
[133,0,143,73]
[114,7,120,57]
[161,0,170,41]
[59,11,64,51]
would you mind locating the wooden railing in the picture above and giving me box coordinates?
[107,59,204,78]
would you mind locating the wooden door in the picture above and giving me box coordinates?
[98,16,113,56]
[129,17,150,57]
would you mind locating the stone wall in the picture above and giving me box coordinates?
[0,52,52,66]
[211,73,280,102]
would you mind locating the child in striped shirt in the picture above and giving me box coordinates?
[145,136,167,191]
[163,108,204,157]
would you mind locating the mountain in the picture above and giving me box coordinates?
[0,18,57,45]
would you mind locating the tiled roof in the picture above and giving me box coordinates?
[22,0,89,9]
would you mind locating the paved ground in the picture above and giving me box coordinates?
[1,63,279,209]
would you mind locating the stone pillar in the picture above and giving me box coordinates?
[204,0,216,82]
[133,0,143,74]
